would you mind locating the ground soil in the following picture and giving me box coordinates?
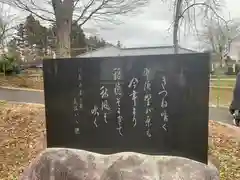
[0,102,239,180]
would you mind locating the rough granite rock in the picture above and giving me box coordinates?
[20,148,219,180]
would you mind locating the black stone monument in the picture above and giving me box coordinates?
[43,53,210,164]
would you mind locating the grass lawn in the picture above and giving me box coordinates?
[209,87,233,106]
[210,75,237,79]
[210,79,235,87]
[0,103,239,180]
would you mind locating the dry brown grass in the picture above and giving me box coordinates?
[0,102,46,180]
[0,103,239,180]
[208,121,240,179]
[0,75,43,90]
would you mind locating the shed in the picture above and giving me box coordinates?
[76,45,197,58]
[76,45,200,81]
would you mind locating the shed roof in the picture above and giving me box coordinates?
[76,45,198,58]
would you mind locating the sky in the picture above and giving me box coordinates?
[2,0,240,50]
[85,0,240,50]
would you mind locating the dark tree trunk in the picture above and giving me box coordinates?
[52,0,73,58]
[56,19,71,58]
[173,0,183,54]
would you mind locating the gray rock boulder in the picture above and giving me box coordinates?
[20,148,219,180]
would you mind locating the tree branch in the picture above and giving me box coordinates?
[73,0,147,26]
[173,0,183,53]
[200,18,240,61]
[76,0,109,26]
[5,0,55,22]
[180,2,226,24]
[172,0,228,54]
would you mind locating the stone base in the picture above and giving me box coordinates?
[20,148,219,180]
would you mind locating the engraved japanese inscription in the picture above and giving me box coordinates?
[43,53,210,164]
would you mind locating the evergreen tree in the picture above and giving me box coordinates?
[14,23,27,61]
[117,40,122,48]
[24,14,48,54]
[86,36,107,49]
[71,22,86,56]
[11,14,111,58]
[15,23,26,48]
[7,39,21,62]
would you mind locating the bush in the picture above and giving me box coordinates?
[0,54,20,75]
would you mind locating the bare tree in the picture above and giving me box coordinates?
[2,0,148,58]
[0,4,17,50]
[172,0,226,53]
[200,19,240,66]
